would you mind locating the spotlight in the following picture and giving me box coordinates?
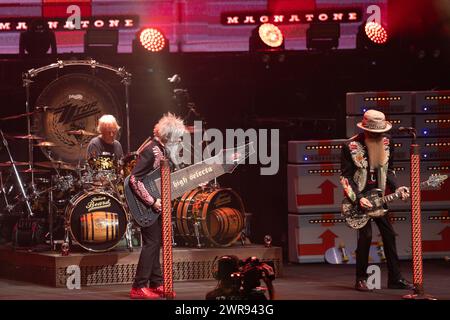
[306,23,340,51]
[137,28,168,52]
[356,22,388,50]
[364,22,388,44]
[19,18,57,57]
[249,23,285,52]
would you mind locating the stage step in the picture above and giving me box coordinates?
[0,244,282,287]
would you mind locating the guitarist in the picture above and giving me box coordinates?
[340,109,414,292]
[128,113,187,299]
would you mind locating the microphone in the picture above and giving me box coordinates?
[167,74,181,84]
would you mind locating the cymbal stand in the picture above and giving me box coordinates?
[42,147,61,177]
[0,171,14,212]
[48,178,54,249]
[23,77,35,191]
[0,129,34,217]
[120,71,131,154]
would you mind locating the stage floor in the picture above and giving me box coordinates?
[0,260,449,300]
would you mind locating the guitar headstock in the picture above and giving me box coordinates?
[221,142,256,173]
[424,174,448,188]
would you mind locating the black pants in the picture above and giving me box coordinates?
[356,215,402,282]
[133,217,163,288]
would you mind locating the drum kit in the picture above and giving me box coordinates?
[0,121,140,253]
[0,119,246,253]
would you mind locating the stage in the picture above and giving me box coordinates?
[0,244,282,287]
[0,259,448,300]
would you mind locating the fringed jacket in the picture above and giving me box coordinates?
[340,133,398,204]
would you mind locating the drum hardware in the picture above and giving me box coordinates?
[125,221,134,252]
[0,171,13,212]
[0,129,34,217]
[193,221,202,248]
[171,221,177,246]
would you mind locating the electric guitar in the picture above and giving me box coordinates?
[342,174,448,229]
[124,142,255,227]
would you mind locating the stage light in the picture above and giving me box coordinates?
[19,18,57,57]
[364,22,388,44]
[85,29,118,55]
[306,23,340,51]
[356,22,389,50]
[138,28,167,52]
[249,23,285,52]
[258,23,284,48]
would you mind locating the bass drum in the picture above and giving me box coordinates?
[33,72,122,164]
[174,188,245,247]
[66,191,128,252]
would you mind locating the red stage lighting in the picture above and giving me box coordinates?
[258,23,284,48]
[364,22,388,44]
[138,28,167,52]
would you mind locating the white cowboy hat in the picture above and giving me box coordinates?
[357,109,392,133]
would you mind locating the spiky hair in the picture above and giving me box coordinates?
[153,112,186,143]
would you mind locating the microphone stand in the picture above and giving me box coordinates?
[170,79,217,187]
[400,128,436,300]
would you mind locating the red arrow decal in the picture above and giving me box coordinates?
[297,229,338,256]
[422,226,450,252]
[296,179,337,206]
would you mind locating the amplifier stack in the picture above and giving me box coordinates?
[288,90,450,263]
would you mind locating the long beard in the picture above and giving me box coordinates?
[365,137,386,169]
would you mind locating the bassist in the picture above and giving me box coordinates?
[128,113,187,299]
[340,109,413,292]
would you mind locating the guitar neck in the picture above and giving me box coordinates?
[381,181,429,204]
[153,158,226,200]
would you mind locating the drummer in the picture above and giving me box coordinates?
[87,114,124,160]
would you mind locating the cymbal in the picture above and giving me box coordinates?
[19,168,50,174]
[35,141,57,147]
[0,111,34,121]
[6,134,44,140]
[0,161,30,167]
[66,129,97,137]
[35,161,76,171]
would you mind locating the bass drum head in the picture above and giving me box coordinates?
[33,73,122,164]
[175,188,245,247]
[66,191,127,252]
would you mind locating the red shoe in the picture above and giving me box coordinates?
[130,287,160,299]
[150,285,176,298]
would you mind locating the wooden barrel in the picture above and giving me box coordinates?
[80,212,119,243]
[209,207,244,240]
[174,187,245,247]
